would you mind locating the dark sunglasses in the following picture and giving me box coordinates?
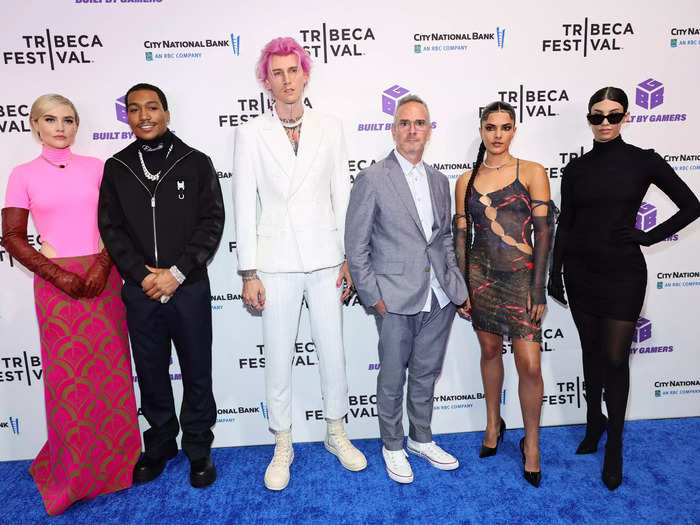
[586,112,626,125]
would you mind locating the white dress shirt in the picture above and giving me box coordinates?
[394,149,450,312]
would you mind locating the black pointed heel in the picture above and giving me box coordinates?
[479,417,506,458]
[519,437,542,488]
[602,446,623,491]
[576,414,608,455]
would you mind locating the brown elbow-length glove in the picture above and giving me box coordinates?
[1,207,84,298]
[83,249,113,298]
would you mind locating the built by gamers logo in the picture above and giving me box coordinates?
[630,317,675,356]
[357,84,438,133]
[628,78,687,124]
[637,202,679,242]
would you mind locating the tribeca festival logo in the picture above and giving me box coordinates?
[0,352,42,385]
[238,341,317,369]
[306,393,378,422]
[143,34,238,61]
[0,233,41,267]
[541,18,634,56]
[653,377,700,398]
[218,92,312,128]
[0,417,20,436]
[542,376,586,408]
[488,85,570,123]
[298,24,375,63]
[628,78,687,124]
[412,27,505,54]
[630,317,674,356]
[669,26,700,48]
[0,103,31,134]
[2,30,104,70]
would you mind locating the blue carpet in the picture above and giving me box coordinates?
[2,418,698,524]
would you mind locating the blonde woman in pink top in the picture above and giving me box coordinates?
[1,94,140,516]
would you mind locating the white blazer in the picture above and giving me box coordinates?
[233,108,351,273]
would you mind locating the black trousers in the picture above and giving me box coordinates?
[122,276,216,461]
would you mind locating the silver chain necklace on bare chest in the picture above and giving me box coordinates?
[138,144,173,182]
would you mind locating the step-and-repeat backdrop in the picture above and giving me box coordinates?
[1,0,699,460]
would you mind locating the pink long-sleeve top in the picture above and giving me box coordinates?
[4,145,104,257]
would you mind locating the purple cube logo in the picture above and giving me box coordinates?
[636,202,657,231]
[633,317,652,343]
[636,78,664,110]
[115,96,128,124]
[382,85,409,116]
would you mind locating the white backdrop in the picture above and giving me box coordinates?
[1,0,699,460]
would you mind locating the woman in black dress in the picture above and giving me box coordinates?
[548,87,700,490]
[455,102,554,487]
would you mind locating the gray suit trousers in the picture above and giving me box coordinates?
[376,292,456,450]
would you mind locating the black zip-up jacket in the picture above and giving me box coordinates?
[98,133,225,286]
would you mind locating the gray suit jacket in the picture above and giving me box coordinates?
[345,151,468,315]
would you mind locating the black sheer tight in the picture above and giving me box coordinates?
[570,307,635,453]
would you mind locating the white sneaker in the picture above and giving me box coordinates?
[264,429,294,491]
[382,446,414,484]
[325,419,367,471]
[407,438,459,470]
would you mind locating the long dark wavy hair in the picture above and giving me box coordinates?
[462,101,517,299]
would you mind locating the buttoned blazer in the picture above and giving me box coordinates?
[233,109,350,272]
[345,151,468,315]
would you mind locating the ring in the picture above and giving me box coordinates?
[160,295,170,304]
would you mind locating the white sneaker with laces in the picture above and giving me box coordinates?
[264,429,294,490]
[325,419,367,471]
[382,446,414,483]
[406,438,459,470]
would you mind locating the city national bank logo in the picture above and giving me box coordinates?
[543,376,586,407]
[669,26,700,48]
[412,27,505,54]
[630,317,674,356]
[0,352,42,385]
[663,153,700,174]
[358,84,438,133]
[636,202,679,242]
[0,104,31,134]
[488,85,570,123]
[3,31,104,70]
[216,403,263,424]
[218,92,312,127]
[0,417,20,436]
[211,292,243,311]
[143,34,239,61]
[653,378,700,398]
[629,79,687,124]
[433,389,506,412]
[656,269,700,290]
[541,18,634,56]
[298,24,375,63]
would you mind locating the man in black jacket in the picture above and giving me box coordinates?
[98,83,224,488]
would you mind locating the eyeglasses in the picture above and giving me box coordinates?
[586,112,626,125]
[396,119,428,130]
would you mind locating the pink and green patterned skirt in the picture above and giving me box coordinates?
[30,254,141,516]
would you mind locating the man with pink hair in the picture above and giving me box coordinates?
[233,37,366,491]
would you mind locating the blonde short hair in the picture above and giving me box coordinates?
[29,94,80,140]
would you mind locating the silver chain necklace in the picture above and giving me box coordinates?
[482,156,513,170]
[138,144,173,181]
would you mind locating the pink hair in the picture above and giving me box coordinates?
[255,37,312,86]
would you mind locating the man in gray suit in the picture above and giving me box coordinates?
[345,95,468,483]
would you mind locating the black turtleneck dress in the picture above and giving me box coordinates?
[555,136,700,321]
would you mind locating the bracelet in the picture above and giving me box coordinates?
[242,274,259,282]
[169,265,186,285]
